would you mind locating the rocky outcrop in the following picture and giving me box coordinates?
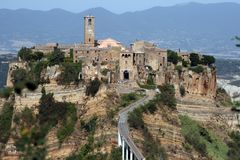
[166,67,217,99]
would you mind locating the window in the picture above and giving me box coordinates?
[88,19,92,25]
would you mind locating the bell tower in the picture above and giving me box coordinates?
[84,16,95,46]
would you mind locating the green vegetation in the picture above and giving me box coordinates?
[190,65,204,73]
[128,96,167,160]
[137,80,156,90]
[180,115,229,160]
[179,85,186,97]
[109,147,122,160]
[81,116,98,134]
[182,59,189,67]
[14,88,77,159]
[175,65,183,75]
[216,88,232,107]
[0,102,14,144]
[158,84,176,109]
[227,131,240,160]
[86,78,101,97]
[18,47,44,62]
[167,50,181,65]
[28,61,48,84]
[232,101,240,111]
[0,87,13,99]
[101,68,111,76]
[189,53,200,66]
[11,67,41,94]
[201,55,215,66]
[58,62,82,85]
[47,49,65,66]
[57,103,77,144]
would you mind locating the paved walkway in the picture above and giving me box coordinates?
[118,90,155,160]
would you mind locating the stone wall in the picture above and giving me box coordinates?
[14,84,86,111]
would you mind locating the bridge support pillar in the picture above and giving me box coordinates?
[126,145,129,160]
[130,150,133,160]
[118,131,122,146]
[122,140,125,160]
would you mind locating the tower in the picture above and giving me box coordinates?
[84,16,95,46]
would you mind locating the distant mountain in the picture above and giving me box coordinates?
[0,2,240,54]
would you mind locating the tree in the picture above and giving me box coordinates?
[34,51,44,61]
[48,49,65,66]
[167,50,180,65]
[18,47,32,61]
[11,68,28,85]
[190,53,200,66]
[180,85,186,97]
[158,84,176,109]
[86,78,101,97]
[58,63,82,85]
[201,55,215,66]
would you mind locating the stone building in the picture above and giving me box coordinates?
[118,40,168,84]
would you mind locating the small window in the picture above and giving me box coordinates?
[89,38,91,42]
[88,19,92,25]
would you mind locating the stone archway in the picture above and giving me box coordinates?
[123,70,129,80]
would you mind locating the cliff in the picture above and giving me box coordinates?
[166,66,217,99]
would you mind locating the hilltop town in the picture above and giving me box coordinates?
[0,16,239,160]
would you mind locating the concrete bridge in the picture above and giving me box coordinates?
[118,90,155,160]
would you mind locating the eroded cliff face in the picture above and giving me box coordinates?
[166,67,217,99]
[1,86,121,160]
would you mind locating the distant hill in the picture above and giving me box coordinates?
[0,2,240,54]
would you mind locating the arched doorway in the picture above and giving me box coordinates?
[123,70,129,80]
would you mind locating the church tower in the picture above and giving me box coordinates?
[84,16,95,46]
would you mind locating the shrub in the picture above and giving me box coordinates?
[18,47,32,61]
[201,55,215,66]
[58,62,82,85]
[190,53,200,66]
[48,49,65,66]
[0,87,12,99]
[190,66,204,74]
[167,50,180,65]
[227,131,240,160]
[175,65,183,75]
[182,60,189,67]
[18,47,44,62]
[128,108,144,129]
[180,115,229,159]
[147,74,155,85]
[57,104,77,144]
[180,85,186,97]
[38,92,67,127]
[86,78,101,97]
[109,147,122,160]
[25,81,38,91]
[0,102,14,144]
[11,68,28,85]
[81,117,98,133]
[158,84,176,109]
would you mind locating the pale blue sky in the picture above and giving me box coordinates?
[1,0,240,13]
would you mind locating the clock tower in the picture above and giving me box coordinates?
[84,16,95,46]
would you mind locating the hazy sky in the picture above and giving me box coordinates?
[1,0,240,13]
